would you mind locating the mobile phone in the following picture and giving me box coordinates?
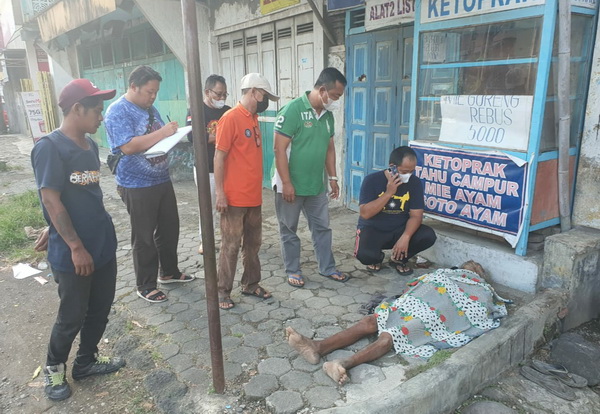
[387,165,398,175]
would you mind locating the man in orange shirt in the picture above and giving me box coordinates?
[214,73,279,309]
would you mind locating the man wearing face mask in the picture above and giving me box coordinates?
[214,73,279,309]
[354,146,436,276]
[272,67,349,288]
[186,74,231,254]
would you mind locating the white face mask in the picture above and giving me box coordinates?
[398,173,412,184]
[322,91,341,111]
[211,98,226,109]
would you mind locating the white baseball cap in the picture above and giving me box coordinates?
[240,73,280,101]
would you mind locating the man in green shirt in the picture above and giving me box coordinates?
[272,67,349,288]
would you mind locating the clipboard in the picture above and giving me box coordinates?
[144,126,192,158]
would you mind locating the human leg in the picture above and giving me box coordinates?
[354,227,390,267]
[389,224,436,275]
[217,206,245,308]
[323,333,393,385]
[302,192,336,276]
[75,258,117,365]
[119,185,161,293]
[46,268,93,367]
[286,315,379,364]
[71,258,124,379]
[240,206,268,296]
[193,166,202,250]
[197,170,218,254]
[406,224,437,259]
[274,191,304,284]
[44,266,93,400]
[154,181,181,278]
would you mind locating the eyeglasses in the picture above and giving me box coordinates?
[253,126,261,147]
[209,89,229,99]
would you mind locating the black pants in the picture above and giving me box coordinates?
[354,224,437,265]
[118,181,181,292]
[46,258,117,366]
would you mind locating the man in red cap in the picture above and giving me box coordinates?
[31,78,125,401]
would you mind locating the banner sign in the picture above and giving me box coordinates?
[365,0,415,31]
[411,143,528,247]
[21,91,46,142]
[328,0,364,11]
[421,0,544,23]
[439,95,533,151]
[260,0,300,15]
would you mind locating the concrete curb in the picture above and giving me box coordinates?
[320,289,566,414]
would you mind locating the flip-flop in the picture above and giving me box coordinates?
[392,262,413,276]
[531,360,588,388]
[320,271,350,283]
[366,263,382,273]
[520,365,576,401]
[137,289,168,303]
[218,297,235,310]
[241,286,272,299]
[287,274,305,288]
[158,273,195,284]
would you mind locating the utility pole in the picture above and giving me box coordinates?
[181,0,225,394]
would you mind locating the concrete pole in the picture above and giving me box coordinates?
[181,0,225,394]
[557,0,572,232]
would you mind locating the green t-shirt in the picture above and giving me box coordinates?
[273,92,334,196]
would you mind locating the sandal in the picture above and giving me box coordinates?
[520,365,576,401]
[531,360,588,388]
[137,289,167,303]
[158,273,195,284]
[366,263,382,272]
[219,297,235,310]
[393,262,413,276]
[287,274,305,288]
[320,270,350,283]
[241,286,272,299]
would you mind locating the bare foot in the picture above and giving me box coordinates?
[285,327,320,364]
[323,360,349,385]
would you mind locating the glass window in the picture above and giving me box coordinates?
[147,28,164,56]
[114,37,130,63]
[403,37,413,79]
[420,64,537,97]
[131,29,147,60]
[79,47,91,70]
[415,17,542,143]
[101,42,113,66]
[421,19,542,65]
[541,14,594,152]
[90,44,102,68]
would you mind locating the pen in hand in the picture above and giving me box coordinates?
[167,115,172,122]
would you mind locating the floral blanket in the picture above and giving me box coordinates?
[375,268,510,359]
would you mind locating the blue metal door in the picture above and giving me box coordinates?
[345,27,413,210]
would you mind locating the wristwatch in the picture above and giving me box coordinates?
[328,176,339,181]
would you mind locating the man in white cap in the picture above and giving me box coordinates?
[214,73,279,309]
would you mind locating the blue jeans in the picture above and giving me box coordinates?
[46,258,117,366]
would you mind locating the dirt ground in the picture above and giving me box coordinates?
[0,134,160,414]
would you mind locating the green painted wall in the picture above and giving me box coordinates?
[82,57,187,149]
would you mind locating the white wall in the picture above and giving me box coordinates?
[328,45,346,207]
[573,19,600,230]
[134,0,214,100]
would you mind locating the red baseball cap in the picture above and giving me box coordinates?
[58,79,116,111]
